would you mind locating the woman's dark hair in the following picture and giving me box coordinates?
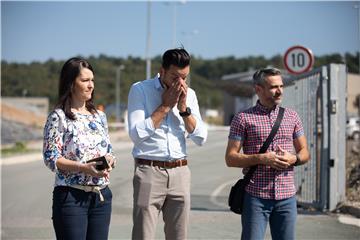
[161,48,191,69]
[56,57,97,120]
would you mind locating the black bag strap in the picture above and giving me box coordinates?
[243,107,285,183]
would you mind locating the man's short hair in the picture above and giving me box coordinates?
[253,67,281,86]
[162,48,190,69]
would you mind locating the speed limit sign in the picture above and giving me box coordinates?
[283,46,314,74]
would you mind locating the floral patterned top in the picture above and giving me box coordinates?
[43,108,113,187]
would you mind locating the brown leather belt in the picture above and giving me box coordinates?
[135,158,187,168]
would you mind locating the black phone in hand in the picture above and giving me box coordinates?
[86,156,110,170]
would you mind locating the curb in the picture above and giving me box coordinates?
[1,152,42,166]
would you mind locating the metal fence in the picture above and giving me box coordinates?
[277,64,346,211]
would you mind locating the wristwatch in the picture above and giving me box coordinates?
[179,107,191,117]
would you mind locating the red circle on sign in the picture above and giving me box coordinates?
[283,45,314,74]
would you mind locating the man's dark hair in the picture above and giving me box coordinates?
[161,48,190,69]
[253,67,281,86]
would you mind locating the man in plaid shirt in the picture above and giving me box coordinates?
[225,67,310,240]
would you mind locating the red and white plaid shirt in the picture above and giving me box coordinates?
[229,101,304,200]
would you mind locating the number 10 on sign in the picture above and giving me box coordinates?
[284,46,314,75]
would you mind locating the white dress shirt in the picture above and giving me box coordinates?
[127,75,207,161]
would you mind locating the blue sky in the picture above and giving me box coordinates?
[1,1,359,63]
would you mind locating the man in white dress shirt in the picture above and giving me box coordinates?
[127,48,207,240]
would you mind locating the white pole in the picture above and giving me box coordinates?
[116,65,125,122]
[146,0,152,79]
[182,29,198,87]
[173,3,177,47]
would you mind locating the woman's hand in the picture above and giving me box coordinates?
[79,162,109,178]
[105,154,116,171]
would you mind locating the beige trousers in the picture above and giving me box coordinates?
[132,163,191,240]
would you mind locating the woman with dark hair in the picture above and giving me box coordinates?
[43,57,115,240]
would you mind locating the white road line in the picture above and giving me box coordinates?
[338,215,360,227]
[210,179,238,208]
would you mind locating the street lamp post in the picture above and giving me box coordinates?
[164,1,186,47]
[182,29,199,52]
[182,29,199,87]
[116,65,125,123]
[172,3,177,47]
[145,0,152,79]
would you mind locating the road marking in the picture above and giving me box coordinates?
[210,179,238,208]
[338,215,360,227]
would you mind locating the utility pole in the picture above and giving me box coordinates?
[172,3,177,47]
[116,65,125,123]
[182,29,199,87]
[164,1,186,48]
[145,0,152,79]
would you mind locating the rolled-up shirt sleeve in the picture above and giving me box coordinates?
[43,111,64,173]
[293,111,304,139]
[228,112,245,142]
[127,83,156,145]
[186,89,207,146]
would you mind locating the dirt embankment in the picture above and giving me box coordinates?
[1,103,45,145]
[1,103,46,127]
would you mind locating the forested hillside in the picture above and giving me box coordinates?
[2,52,358,110]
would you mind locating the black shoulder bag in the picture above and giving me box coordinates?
[228,107,285,214]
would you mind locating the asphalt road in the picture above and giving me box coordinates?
[1,129,359,239]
